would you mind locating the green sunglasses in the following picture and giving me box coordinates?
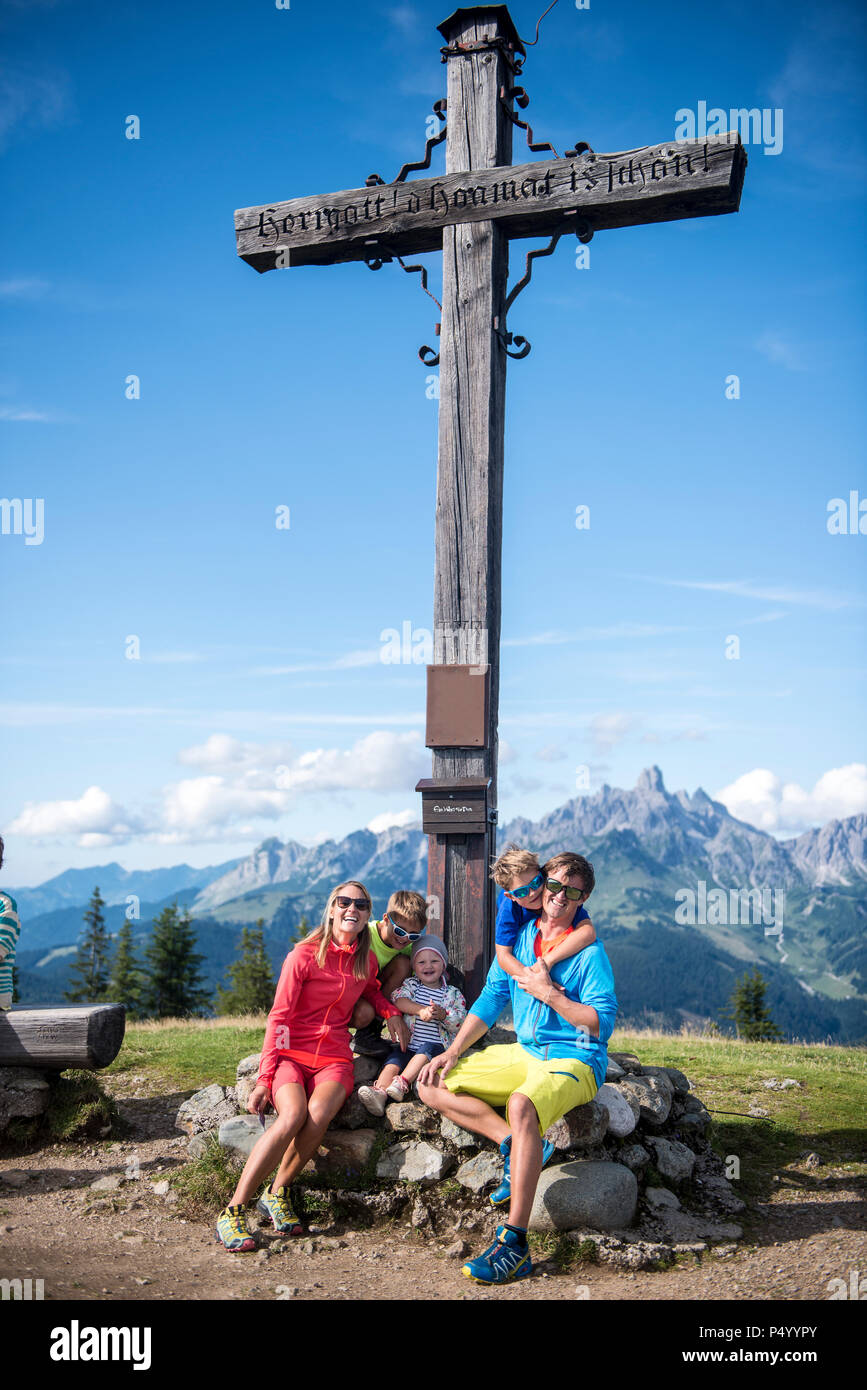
[545,878,586,901]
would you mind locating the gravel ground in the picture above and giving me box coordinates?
[1,1071,865,1303]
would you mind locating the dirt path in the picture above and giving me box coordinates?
[2,1073,865,1302]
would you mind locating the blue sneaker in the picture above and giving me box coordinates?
[462,1225,532,1285]
[489,1133,556,1207]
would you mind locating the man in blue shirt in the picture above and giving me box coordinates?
[418,852,617,1286]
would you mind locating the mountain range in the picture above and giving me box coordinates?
[11,768,867,1043]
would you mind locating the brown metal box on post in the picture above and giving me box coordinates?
[425,665,490,748]
[415,778,489,835]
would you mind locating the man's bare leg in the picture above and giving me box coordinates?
[506,1092,543,1229]
[417,1080,510,1147]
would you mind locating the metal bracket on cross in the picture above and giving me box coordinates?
[494,211,594,360]
[499,85,559,158]
[360,238,443,364]
[366,100,447,189]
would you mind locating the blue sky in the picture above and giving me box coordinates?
[1,0,865,886]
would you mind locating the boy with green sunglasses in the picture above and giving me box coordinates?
[491,845,597,986]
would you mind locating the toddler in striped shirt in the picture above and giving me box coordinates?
[358,934,466,1115]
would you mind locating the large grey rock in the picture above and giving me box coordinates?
[0,1067,51,1130]
[545,1099,608,1152]
[455,1152,503,1194]
[385,1102,439,1135]
[594,1084,637,1138]
[617,1074,672,1127]
[234,1055,262,1110]
[218,1113,277,1166]
[652,1208,743,1244]
[175,1084,237,1137]
[676,1094,711,1137]
[605,1059,626,1082]
[439,1117,478,1151]
[699,1173,746,1214]
[640,1064,690,1094]
[376,1141,454,1185]
[353,1055,379,1085]
[617,1144,651,1177]
[608,1052,642,1075]
[645,1186,681,1210]
[304,1129,378,1177]
[647,1137,695,1185]
[331,1090,369,1130]
[529,1160,638,1233]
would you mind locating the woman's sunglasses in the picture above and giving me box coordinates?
[510,872,544,899]
[335,895,371,911]
[545,878,586,901]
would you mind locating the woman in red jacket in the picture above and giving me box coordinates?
[216,881,408,1251]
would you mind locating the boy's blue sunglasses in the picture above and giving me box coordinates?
[510,873,544,899]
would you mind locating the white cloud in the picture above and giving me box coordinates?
[366,808,419,834]
[0,65,71,150]
[7,785,138,842]
[535,743,567,762]
[0,278,50,298]
[273,730,427,794]
[642,577,856,611]
[715,764,867,833]
[590,713,638,753]
[754,330,807,372]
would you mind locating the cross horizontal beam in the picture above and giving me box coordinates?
[235,135,746,273]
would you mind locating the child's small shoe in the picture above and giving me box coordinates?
[358,1084,388,1116]
[385,1075,410,1101]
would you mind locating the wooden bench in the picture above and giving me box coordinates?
[0,1004,126,1071]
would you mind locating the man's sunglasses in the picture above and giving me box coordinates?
[545,878,586,901]
[335,895,371,911]
[510,873,544,899]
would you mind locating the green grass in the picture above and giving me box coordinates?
[610,1029,867,1216]
[171,1132,240,1219]
[105,1015,268,1090]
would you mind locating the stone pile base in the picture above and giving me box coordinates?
[176,1044,746,1257]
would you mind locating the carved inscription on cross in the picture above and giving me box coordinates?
[233,5,746,1000]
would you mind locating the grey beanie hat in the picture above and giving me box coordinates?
[411,933,448,966]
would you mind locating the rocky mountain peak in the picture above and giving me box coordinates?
[636,766,666,794]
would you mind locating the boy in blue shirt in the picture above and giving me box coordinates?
[492,844,597,984]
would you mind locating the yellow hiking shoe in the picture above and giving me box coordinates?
[216,1203,257,1252]
[257,1184,302,1235]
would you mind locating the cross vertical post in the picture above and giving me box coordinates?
[425,7,521,999]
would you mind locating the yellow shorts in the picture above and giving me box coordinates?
[443,1043,597,1136]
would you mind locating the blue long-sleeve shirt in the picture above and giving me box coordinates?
[471,921,617,1089]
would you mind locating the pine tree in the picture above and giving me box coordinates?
[144,902,210,1019]
[215,920,276,1016]
[726,968,783,1041]
[109,919,146,1019]
[65,887,111,1003]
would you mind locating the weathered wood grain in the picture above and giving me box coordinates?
[235,136,746,272]
[427,7,511,1001]
[0,1005,126,1071]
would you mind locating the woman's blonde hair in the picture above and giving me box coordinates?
[304,881,373,981]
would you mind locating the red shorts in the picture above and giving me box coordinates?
[271,1055,354,1101]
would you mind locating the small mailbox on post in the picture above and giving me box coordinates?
[415,777,490,836]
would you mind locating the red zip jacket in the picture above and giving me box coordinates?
[257,936,400,1091]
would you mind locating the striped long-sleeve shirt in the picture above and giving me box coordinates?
[0,892,21,1011]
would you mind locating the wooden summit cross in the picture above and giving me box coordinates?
[234,5,746,999]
